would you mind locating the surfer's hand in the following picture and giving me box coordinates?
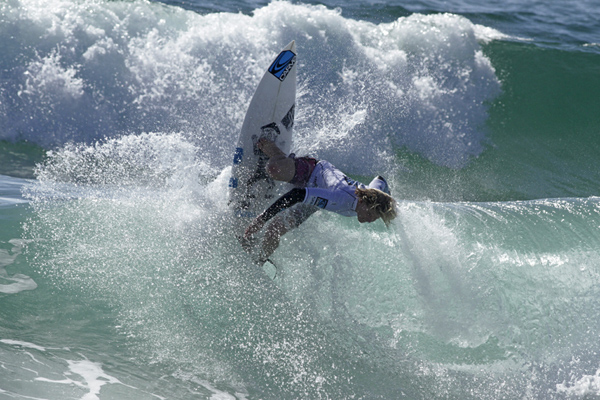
[238,235,254,254]
[257,138,280,157]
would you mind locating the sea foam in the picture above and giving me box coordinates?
[1,0,501,170]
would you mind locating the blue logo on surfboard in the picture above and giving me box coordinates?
[233,147,243,164]
[268,50,296,81]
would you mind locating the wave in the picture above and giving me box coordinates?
[2,0,599,201]
[5,1,600,397]
[1,0,502,172]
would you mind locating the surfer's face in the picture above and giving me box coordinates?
[356,202,380,223]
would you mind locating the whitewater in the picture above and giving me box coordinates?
[1,0,600,398]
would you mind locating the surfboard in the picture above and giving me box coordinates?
[229,41,297,230]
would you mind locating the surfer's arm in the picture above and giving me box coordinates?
[243,188,306,238]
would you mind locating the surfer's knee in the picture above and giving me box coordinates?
[258,138,285,158]
[266,157,295,182]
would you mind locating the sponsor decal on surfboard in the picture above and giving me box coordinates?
[281,104,295,130]
[233,147,243,164]
[268,50,296,81]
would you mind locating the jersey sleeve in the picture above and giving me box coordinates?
[258,187,307,223]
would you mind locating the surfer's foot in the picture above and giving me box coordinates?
[237,235,255,254]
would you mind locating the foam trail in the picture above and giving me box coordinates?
[21,125,600,398]
[36,358,138,400]
[23,129,422,398]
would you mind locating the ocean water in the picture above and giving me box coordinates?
[1,0,600,398]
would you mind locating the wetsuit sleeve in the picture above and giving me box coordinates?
[258,187,307,224]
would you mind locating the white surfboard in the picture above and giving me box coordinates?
[229,41,297,228]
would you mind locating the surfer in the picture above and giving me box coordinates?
[241,138,397,264]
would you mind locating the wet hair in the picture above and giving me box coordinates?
[355,187,397,227]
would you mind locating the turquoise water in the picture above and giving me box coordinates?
[1,0,600,398]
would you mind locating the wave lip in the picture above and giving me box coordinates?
[342,12,502,169]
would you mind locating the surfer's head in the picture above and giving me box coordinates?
[355,188,397,227]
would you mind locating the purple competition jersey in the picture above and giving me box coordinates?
[301,161,389,217]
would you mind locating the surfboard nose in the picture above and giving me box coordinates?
[285,40,296,53]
